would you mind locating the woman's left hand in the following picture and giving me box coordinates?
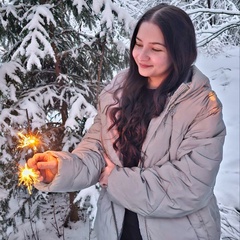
[99,153,115,188]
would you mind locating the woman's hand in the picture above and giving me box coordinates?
[99,153,115,188]
[27,152,58,183]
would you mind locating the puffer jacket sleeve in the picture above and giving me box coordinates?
[106,93,226,218]
[34,109,105,193]
[34,70,128,193]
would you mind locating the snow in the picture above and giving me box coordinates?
[187,8,240,15]
[0,61,24,95]
[74,184,100,229]
[196,46,240,209]
[196,19,240,47]
[74,0,135,31]
[92,0,104,14]
[0,188,8,200]
[73,0,88,13]
[11,4,56,70]
[65,94,97,131]
[6,45,240,240]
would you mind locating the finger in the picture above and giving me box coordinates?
[100,174,108,182]
[37,161,57,170]
[99,178,108,188]
[27,157,39,169]
[103,153,112,166]
[38,175,44,182]
[101,183,107,188]
[27,153,46,168]
[33,153,48,161]
[99,172,107,182]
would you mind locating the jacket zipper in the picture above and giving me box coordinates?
[138,86,190,240]
[111,201,120,240]
[144,217,151,240]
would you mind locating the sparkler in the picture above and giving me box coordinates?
[17,132,40,151]
[18,163,39,194]
[17,132,41,194]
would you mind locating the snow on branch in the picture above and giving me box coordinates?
[73,0,134,31]
[0,85,59,131]
[0,61,25,100]
[197,20,240,47]
[110,0,136,30]
[0,3,19,29]
[100,0,114,29]
[11,4,56,71]
[72,0,89,13]
[19,84,59,108]
[187,8,240,16]
[65,92,97,131]
[184,4,240,47]
[0,78,97,132]
[74,184,100,229]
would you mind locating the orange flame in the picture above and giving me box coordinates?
[18,163,39,194]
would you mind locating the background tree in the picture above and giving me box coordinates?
[0,0,133,238]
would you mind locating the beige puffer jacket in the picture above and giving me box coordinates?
[35,66,226,240]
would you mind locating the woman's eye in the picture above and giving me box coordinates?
[152,48,162,52]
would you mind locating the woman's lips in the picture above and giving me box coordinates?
[138,63,152,68]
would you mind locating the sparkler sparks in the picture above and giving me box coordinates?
[17,132,40,151]
[18,163,39,194]
[17,132,41,194]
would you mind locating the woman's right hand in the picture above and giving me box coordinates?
[99,153,115,188]
[27,152,58,184]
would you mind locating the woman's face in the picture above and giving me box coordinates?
[132,22,172,89]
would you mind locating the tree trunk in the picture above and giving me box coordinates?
[207,0,215,25]
[69,192,80,222]
[63,192,80,227]
[96,35,106,105]
[50,19,80,224]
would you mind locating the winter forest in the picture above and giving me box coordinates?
[0,0,239,239]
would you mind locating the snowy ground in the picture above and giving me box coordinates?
[197,46,240,210]
[197,46,240,240]
[7,45,240,240]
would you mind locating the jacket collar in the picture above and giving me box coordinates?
[142,65,210,153]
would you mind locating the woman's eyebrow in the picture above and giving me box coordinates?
[136,37,166,47]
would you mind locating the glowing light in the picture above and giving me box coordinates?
[17,132,41,193]
[17,132,40,151]
[18,163,39,194]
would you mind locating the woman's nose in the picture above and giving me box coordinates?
[138,48,150,60]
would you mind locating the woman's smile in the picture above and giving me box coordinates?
[132,22,172,89]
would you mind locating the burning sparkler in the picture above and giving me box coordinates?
[17,132,41,194]
[18,163,39,194]
[17,132,40,151]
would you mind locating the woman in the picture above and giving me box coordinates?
[28,3,226,240]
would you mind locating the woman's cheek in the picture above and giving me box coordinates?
[132,47,138,61]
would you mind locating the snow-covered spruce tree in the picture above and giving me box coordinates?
[0,0,134,238]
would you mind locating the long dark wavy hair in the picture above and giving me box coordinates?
[108,3,197,167]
